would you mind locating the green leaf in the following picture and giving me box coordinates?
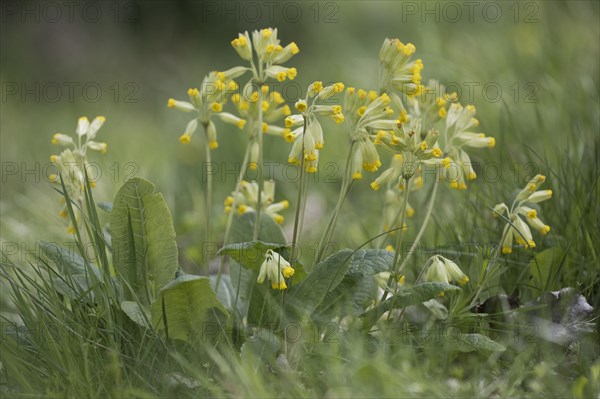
[217,241,290,272]
[361,282,461,326]
[39,241,96,276]
[53,275,96,302]
[209,275,236,312]
[530,247,564,294]
[229,212,286,244]
[452,333,506,352]
[287,249,355,316]
[347,249,395,276]
[97,201,113,213]
[151,275,229,346]
[121,301,151,327]
[240,329,282,363]
[110,178,179,305]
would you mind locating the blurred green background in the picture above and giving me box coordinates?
[1,1,598,301]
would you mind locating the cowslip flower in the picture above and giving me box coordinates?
[230,84,292,146]
[344,90,401,178]
[49,116,108,232]
[379,38,424,98]
[494,174,552,254]
[404,80,457,129]
[168,71,243,147]
[224,180,289,224]
[285,81,345,173]
[425,255,469,285]
[231,28,299,79]
[257,249,295,290]
[440,103,495,189]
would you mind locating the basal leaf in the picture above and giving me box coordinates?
[453,333,506,352]
[110,178,179,305]
[151,275,229,346]
[361,282,460,327]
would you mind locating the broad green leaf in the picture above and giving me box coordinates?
[121,301,151,327]
[229,212,286,244]
[39,241,93,276]
[151,275,229,346]
[287,249,354,316]
[209,275,236,312]
[347,249,395,276]
[97,201,113,213]
[361,282,460,327]
[53,275,96,302]
[313,249,395,321]
[240,328,282,363]
[530,247,563,294]
[217,241,290,271]
[110,178,179,305]
[246,282,283,327]
[452,333,506,352]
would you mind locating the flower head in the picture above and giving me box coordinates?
[167,71,242,147]
[49,116,108,232]
[285,82,345,173]
[494,175,552,254]
[257,249,295,290]
[379,38,424,98]
[225,180,289,224]
[425,255,469,285]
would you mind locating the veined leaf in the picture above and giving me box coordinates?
[287,249,355,316]
[361,282,461,326]
[110,178,179,305]
[121,301,151,327]
[217,241,290,272]
[452,333,506,352]
[314,249,395,321]
[97,201,113,213]
[347,249,395,276]
[151,275,228,346]
[39,241,93,276]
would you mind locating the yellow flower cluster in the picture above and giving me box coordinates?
[285,81,345,173]
[168,71,244,148]
[379,38,425,98]
[441,103,495,190]
[257,249,295,290]
[494,174,552,254]
[425,255,469,285]
[224,180,289,225]
[49,116,108,233]
[230,84,292,152]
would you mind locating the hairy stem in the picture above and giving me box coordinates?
[253,88,264,241]
[316,140,355,262]
[398,171,440,275]
[290,117,307,265]
[203,123,213,255]
[380,176,412,306]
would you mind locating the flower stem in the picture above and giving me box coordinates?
[203,123,213,254]
[316,140,355,262]
[253,89,264,241]
[290,118,307,265]
[214,143,251,294]
[397,171,440,275]
[380,176,412,305]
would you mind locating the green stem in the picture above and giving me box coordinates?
[397,172,440,275]
[290,117,307,265]
[253,89,264,241]
[203,123,213,256]
[214,144,251,293]
[316,140,355,262]
[380,176,411,306]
